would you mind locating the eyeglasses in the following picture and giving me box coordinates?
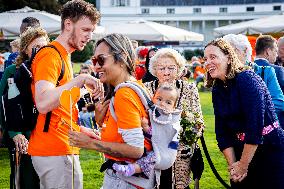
[92,54,113,67]
[156,65,177,72]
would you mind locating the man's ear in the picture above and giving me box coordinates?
[64,18,73,32]
[264,48,271,59]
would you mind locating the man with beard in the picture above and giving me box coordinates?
[27,1,101,188]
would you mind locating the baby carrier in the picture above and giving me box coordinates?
[108,81,181,188]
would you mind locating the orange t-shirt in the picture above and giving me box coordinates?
[101,81,152,162]
[28,41,80,156]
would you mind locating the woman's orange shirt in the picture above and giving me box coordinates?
[101,81,152,162]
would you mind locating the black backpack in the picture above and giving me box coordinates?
[1,45,65,132]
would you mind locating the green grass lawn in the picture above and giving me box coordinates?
[73,62,82,74]
[197,91,229,189]
[0,91,229,189]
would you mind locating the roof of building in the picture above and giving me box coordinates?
[141,0,284,6]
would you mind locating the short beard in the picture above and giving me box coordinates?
[67,28,80,51]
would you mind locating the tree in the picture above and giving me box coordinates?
[0,0,97,14]
[183,49,204,60]
[183,50,195,61]
[71,42,94,63]
[194,49,204,58]
[58,0,96,6]
[0,0,60,14]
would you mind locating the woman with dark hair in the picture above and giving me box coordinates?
[142,47,158,83]
[204,38,284,188]
[69,33,152,188]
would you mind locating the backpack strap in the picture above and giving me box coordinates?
[261,66,265,80]
[33,45,65,132]
[43,63,64,132]
[109,82,153,122]
[260,66,276,121]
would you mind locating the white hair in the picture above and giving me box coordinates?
[223,34,252,62]
[278,36,284,46]
[149,48,185,77]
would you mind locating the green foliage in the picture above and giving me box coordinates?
[183,49,204,60]
[194,48,204,57]
[58,0,69,5]
[0,0,96,14]
[73,63,83,74]
[0,0,60,14]
[183,49,195,60]
[58,0,96,6]
[180,109,203,146]
[71,42,94,63]
[85,0,97,6]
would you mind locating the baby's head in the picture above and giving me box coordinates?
[153,83,178,112]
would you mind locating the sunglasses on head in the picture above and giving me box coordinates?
[92,54,113,67]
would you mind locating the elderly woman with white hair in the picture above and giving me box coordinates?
[144,48,205,189]
[223,34,284,129]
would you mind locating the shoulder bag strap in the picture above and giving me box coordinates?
[42,45,65,132]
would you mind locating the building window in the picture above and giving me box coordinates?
[219,7,228,13]
[193,8,201,14]
[273,5,281,11]
[167,8,175,14]
[141,8,150,14]
[111,0,130,7]
[246,7,255,12]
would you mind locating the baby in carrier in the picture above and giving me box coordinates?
[112,83,181,178]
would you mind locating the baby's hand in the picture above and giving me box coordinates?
[141,117,149,128]
[141,117,151,133]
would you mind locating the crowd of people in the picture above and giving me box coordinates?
[0,0,284,189]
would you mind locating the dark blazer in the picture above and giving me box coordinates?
[255,58,284,93]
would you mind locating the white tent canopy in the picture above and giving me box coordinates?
[0,6,104,39]
[214,14,284,37]
[0,6,61,37]
[99,20,204,42]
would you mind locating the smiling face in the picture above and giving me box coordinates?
[153,87,178,112]
[204,45,229,81]
[66,17,95,51]
[93,42,125,86]
[155,56,178,83]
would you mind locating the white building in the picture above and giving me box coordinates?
[96,0,284,45]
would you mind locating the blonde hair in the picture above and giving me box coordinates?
[149,48,185,77]
[10,39,20,51]
[204,38,250,88]
[15,27,49,66]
